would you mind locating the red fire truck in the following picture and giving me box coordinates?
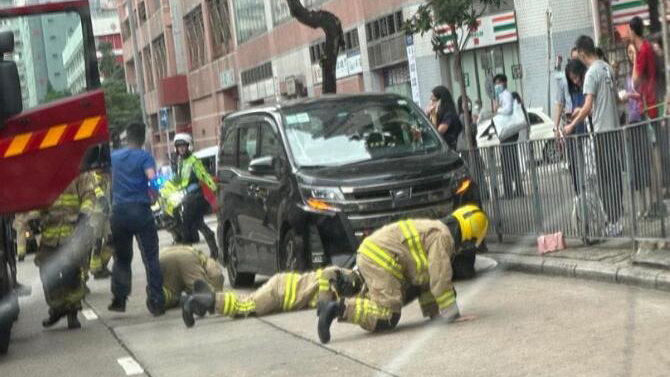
[0,0,110,353]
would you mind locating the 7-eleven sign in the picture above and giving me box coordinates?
[436,11,517,53]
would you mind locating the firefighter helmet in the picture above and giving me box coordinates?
[450,204,488,247]
[173,133,193,149]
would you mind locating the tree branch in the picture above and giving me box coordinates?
[286,0,344,93]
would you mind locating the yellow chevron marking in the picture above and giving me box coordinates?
[74,116,101,140]
[5,133,32,157]
[40,124,67,149]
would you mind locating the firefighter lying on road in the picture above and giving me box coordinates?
[317,204,488,343]
[181,266,362,327]
[159,245,225,309]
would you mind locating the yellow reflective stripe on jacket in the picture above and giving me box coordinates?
[80,199,94,212]
[42,225,74,237]
[359,240,404,280]
[398,221,426,273]
[54,195,80,207]
[406,220,428,267]
[94,186,105,198]
[282,273,299,311]
[435,289,456,310]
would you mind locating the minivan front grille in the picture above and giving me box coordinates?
[341,175,455,217]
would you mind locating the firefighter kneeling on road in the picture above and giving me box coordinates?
[317,204,488,344]
[159,245,224,309]
[180,266,363,327]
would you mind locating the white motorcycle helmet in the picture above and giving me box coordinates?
[173,133,193,151]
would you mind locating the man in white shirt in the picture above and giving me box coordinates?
[494,74,524,198]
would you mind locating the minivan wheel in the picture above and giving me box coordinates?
[224,228,254,287]
[279,229,307,272]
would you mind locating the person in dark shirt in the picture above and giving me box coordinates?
[430,85,463,150]
[108,122,165,316]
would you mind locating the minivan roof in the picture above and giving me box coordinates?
[225,93,410,119]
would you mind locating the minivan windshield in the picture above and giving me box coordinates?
[281,97,442,168]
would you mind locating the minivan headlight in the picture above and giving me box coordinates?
[299,185,344,212]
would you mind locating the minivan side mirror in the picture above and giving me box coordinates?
[0,30,23,126]
[249,156,275,176]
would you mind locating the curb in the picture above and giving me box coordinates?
[489,253,670,293]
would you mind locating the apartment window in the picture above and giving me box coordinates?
[138,1,147,23]
[366,11,403,43]
[184,6,206,69]
[143,47,154,90]
[233,0,267,44]
[241,62,272,86]
[309,41,325,64]
[206,0,232,58]
[344,29,359,51]
[152,36,167,80]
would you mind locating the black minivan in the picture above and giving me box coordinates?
[217,94,479,286]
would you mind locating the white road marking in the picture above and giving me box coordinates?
[81,309,98,321]
[117,357,145,376]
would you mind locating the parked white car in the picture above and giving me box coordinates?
[476,108,561,163]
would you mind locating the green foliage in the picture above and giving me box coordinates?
[406,0,503,54]
[98,42,141,137]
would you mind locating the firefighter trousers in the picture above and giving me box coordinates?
[339,231,454,332]
[36,246,85,313]
[214,269,338,318]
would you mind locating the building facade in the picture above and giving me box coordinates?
[117,0,613,163]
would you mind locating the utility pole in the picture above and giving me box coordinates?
[125,0,151,152]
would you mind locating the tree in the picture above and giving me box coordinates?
[98,42,142,139]
[406,0,502,149]
[285,0,344,94]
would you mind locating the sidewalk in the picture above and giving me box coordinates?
[485,236,670,293]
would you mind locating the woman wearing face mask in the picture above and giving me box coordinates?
[430,86,463,150]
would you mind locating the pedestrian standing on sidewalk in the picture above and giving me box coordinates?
[430,86,463,150]
[494,74,525,198]
[565,35,623,236]
[108,122,165,316]
[630,17,667,218]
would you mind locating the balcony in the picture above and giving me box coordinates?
[158,74,189,106]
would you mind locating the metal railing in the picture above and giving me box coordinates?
[462,118,670,246]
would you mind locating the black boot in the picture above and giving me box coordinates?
[108,297,126,312]
[317,300,344,344]
[67,310,81,329]
[181,293,215,328]
[42,309,66,328]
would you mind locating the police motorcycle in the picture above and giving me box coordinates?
[156,180,202,244]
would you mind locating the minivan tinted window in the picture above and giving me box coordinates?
[281,97,441,168]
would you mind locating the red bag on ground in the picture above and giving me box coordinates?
[537,232,565,254]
